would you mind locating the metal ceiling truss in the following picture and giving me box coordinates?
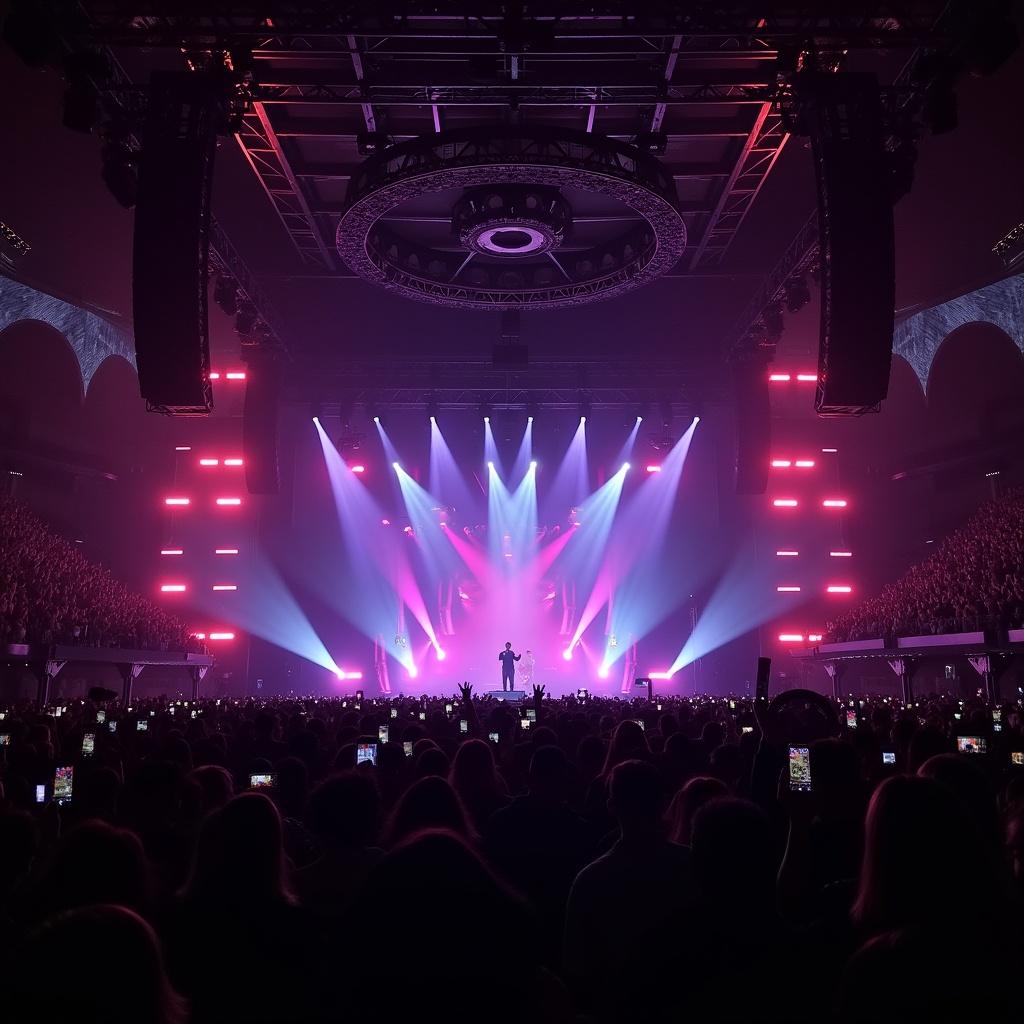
[290,359,713,410]
[56,2,952,285]
[74,6,953,47]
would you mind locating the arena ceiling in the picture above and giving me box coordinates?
[10,2,1018,367]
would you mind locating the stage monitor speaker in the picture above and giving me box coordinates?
[733,358,771,495]
[801,72,895,416]
[243,359,281,495]
[132,71,221,414]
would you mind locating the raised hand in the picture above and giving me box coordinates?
[458,681,473,702]
[533,684,546,701]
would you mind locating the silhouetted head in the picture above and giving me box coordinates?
[608,759,665,835]
[187,765,234,816]
[691,798,775,908]
[415,746,450,780]
[529,744,568,802]
[918,752,999,849]
[384,775,475,847]
[602,719,650,775]
[11,905,186,1024]
[505,642,512,650]
[39,819,152,920]
[450,739,499,797]
[667,775,729,845]
[182,792,291,907]
[853,775,996,935]
[309,771,379,849]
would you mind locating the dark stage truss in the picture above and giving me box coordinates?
[35,0,955,299]
[289,359,714,412]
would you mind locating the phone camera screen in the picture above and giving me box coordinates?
[957,736,987,754]
[54,766,74,805]
[357,742,378,766]
[788,747,811,792]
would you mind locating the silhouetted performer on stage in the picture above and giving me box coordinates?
[498,642,521,691]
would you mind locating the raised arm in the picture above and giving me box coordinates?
[514,652,521,661]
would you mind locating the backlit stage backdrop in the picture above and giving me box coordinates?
[217,406,759,696]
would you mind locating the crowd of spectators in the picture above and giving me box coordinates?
[1,684,1023,1022]
[0,498,190,649]
[828,488,1024,642]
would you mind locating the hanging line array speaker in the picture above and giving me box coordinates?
[133,71,222,414]
[799,72,896,416]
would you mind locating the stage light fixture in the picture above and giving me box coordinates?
[199,458,219,466]
[160,584,186,593]
[822,447,838,453]
[693,416,701,425]
[773,499,798,508]
[357,129,390,155]
[213,275,239,316]
[772,459,792,468]
[562,649,573,661]
[381,519,390,526]
[164,497,190,506]
[224,458,244,467]
[796,374,817,382]
[769,373,791,382]
[830,550,852,558]
[392,461,400,471]
[827,585,853,594]
[776,550,799,557]
[822,499,848,508]
[160,549,183,556]
[808,633,824,643]
[373,415,381,424]
[208,632,235,641]
[215,497,241,506]
[777,586,801,593]
[598,665,610,679]
[215,548,238,555]
[795,459,815,468]
[351,464,366,474]
[530,460,538,469]
[209,372,221,380]
[436,647,447,661]
[783,275,811,314]
[622,462,631,472]
[778,633,805,643]
[174,446,192,452]
[408,665,418,678]
[645,465,662,473]
[212,585,237,591]
[487,460,494,469]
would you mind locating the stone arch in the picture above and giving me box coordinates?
[0,319,84,447]
[925,321,1024,446]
